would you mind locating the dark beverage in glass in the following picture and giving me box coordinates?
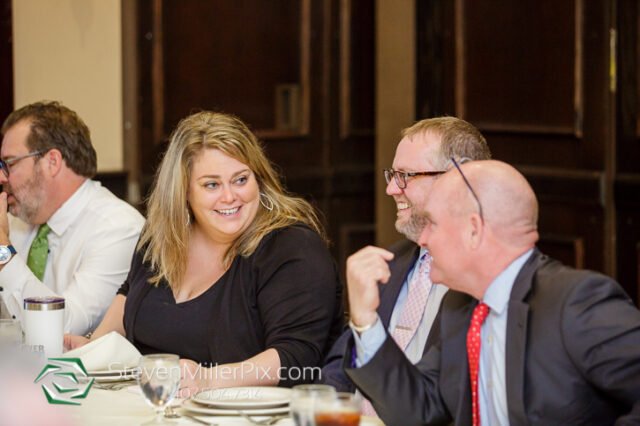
[315,412,361,426]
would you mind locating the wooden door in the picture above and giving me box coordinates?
[0,0,12,121]
[418,0,639,303]
[135,0,376,285]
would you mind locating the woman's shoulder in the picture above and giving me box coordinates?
[245,224,338,291]
[252,223,329,262]
[261,223,324,247]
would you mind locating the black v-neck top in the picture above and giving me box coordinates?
[117,224,344,385]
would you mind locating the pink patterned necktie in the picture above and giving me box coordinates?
[467,302,490,426]
[361,253,433,418]
[391,253,433,350]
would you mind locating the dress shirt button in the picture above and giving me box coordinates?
[487,336,493,344]
[488,380,493,388]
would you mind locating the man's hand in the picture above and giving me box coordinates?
[0,192,10,245]
[346,246,394,329]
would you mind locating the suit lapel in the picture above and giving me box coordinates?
[458,301,476,425]
[505,249,544,425]
[442,293,476,425]
[378,242,419,327]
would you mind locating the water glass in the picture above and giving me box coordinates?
[137,354,181,425]
[314,392,362,426]
[290,384,337,426]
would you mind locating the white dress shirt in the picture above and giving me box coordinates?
[0,179,144,335]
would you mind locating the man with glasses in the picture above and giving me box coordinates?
[345,160,640,425]
[320,117,490,415]
[0,101,144,335]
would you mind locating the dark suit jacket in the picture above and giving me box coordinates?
[345,249,640,425]
[319,239,421,391]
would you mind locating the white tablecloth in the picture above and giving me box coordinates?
[69,384,384,425]
[0,361,383,426]
[71,385,290,425]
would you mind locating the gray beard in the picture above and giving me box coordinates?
[396,213,426,244]
[7,170,46,224]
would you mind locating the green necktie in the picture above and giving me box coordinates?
[27,223,51,280]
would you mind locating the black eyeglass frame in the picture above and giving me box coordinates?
[0,150,46,177]
[383,168,445,189]
[449,157,484,222]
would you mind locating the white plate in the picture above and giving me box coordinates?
[192,386,291,409]
[182,399,290,416]
[89,370,139,382]
[92,373,138,383]
[87,368,138,377]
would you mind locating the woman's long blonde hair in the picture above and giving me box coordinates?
[139,111,325,288]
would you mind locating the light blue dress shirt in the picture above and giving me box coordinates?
[354,248,533,426]
[477,248,532,426]
[353,247,448,366]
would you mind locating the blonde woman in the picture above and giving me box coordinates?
[65,111,343,394]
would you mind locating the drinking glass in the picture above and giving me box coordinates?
[314,392,362,426]
[137,354,181,425]
[290,384,337,426]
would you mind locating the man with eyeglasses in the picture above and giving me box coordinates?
[320,117,490,415]
[344,160,640,425]
[0,101,144,335]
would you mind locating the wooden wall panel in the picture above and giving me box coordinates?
[615,177,640,303]
[95,172,129,203]
[136,0,375,282]
[537,235,585,270]
[451,0,612,277]
[0,0,12,122]
[332,0,375,273]
[615,0,640,301]
[457,0,581,136]
[418,1,637,300]
[162,0,308,137]
[339,0,375,139]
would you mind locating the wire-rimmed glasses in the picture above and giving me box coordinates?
[448,157,484,222]
[0,150,45,177]
[383,168,445,189]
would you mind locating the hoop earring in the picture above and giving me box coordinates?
[260,192,274,211]
[186,207,191,226]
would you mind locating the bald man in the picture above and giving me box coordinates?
[344,160,640,425]
[320,117,490,402]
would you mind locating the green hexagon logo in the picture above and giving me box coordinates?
[34,358,94,405]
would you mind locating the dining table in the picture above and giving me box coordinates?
[0,342,385,426]
[33,382,385,425]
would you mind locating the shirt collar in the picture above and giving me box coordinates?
[482,248,534,315]
[47,179,92,236]
[418,246,429,261]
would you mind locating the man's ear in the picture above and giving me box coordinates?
[42,149,64,177]
[468,213,484,249]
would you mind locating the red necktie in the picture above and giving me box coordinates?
[467,302,490,426]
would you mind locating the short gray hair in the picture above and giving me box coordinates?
[401,116,491,169]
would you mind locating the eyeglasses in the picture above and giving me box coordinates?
[383,168,445,189]
[449,157,484,222]
[0,150,45,177]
